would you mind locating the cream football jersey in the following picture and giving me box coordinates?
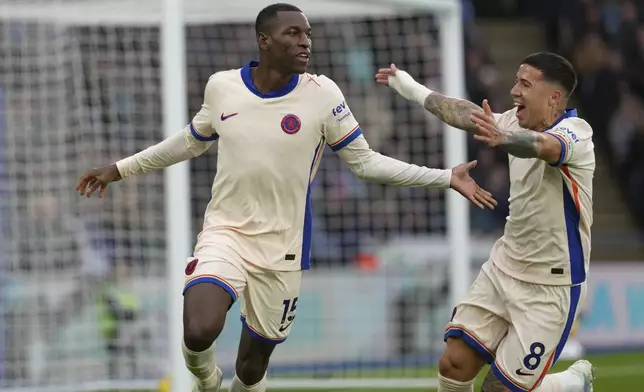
[189,61,362,271]
[489,108,595,285]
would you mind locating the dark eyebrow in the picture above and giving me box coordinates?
[517,77,532,86]
[285,25,310,31]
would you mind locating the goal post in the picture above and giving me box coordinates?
[161,0,192,390]
[0,0,470,390]
[437,0,471,316]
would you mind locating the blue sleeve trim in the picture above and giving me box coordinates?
[183,276,237,304]
[190,122,219,141]
[240,315,287,345]
[444,328,495,364]
[330,127,363,152]
[548,133,566,167]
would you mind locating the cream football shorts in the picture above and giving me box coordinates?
[183,244,302,343]
[444,260,586,391]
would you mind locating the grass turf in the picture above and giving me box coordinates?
[266,352,644,391]
[107,351,644,391]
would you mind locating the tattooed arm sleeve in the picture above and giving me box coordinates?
[423,92,484,134]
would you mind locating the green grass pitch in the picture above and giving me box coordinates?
[103,351,643,391]
[268,352,644,391]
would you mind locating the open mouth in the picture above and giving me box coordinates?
[515,103,526,117]
[296,53,310,63]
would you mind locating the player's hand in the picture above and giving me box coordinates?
[470,99,505,147]
[375,63,399,85]
[375,63,424,102]
[450,160,497,210]
[76,164,122,198]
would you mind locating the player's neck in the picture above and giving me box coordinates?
[536,109,566,132]
[251,64,294,94]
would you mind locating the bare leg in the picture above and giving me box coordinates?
[481,370,510,392]
[228,327,277,391]
[437,338,487,391]
[182,283,233,390]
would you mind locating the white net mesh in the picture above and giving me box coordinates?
[0,1,482,390]
[1,15,167,389]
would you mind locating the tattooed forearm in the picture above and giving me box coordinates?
[499,129,544,158]
[423,93,482,133]
[481,370,510,392]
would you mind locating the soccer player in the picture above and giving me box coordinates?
[76,3,497,392]
[376,52,595,392]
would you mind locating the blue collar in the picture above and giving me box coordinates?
[544,108,578,131]
[240,61,299,99]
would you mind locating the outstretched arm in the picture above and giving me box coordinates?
[335,133,451,188]
[76,126,215,198]
[375,63,484,134]
[115,124,215,178]
[335,134,497,210]
[116,75,220,178]
[76,77,219,198]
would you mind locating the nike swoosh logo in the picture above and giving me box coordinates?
[221,112,238,121]
[515,368,534,376]
[279,318,295,332]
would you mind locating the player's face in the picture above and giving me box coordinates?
[266,11,312,74]
[510,64,562,130]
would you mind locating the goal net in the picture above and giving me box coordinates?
[0,0,483,390]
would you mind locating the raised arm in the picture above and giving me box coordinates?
[76,76,219,198]
[423,92,483,134]
[469,100,563,163]
[375,63,483,134]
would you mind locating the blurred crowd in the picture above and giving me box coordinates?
[460,0,644,233]
[551,0,644,229]
[524,0,644,227]
[460,0,511,235]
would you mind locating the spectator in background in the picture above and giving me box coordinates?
[465,48,505,108]
[573,32,621,153]
[462,28,509,235]
[97,262,140,380]
[620,96,644,227]
[469,148,509,233]
[617,0,640,68]
[609,90,642,167]
[624,24,644,99]
[543,0,644,233]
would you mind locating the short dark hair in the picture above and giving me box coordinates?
[255,3,303,36]
[521,52,578,97]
